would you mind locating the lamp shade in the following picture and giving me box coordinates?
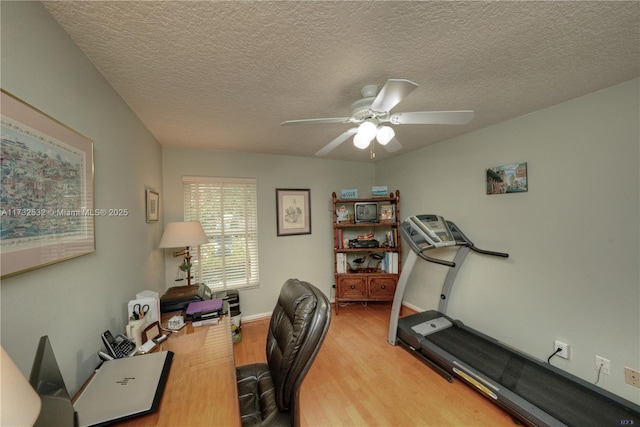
[1,346,41,427]
[159,221,208,248]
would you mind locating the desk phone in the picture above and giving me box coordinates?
[101,330,137,358]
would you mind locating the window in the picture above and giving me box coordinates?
[183,176,259,291]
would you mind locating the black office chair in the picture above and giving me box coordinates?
[236,279,331,427]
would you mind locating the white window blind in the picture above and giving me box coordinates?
[183,176,259,291]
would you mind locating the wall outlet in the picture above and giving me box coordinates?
[554,340,569,359]
[624,367,640,388]
[595,355,610,375]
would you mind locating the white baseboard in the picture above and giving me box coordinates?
[402,301,423,312]
[239,302,422,323]
[240,312,271,323]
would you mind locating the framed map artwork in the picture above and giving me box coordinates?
[1,90,95,278]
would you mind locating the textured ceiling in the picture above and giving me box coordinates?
[42,1,639,162]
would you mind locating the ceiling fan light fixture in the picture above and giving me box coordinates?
[353,132,371,149]
[282,79,473,157]
[357,121,377,141]
[376,126,395,145]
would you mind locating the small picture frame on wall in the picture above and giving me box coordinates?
[276,188,311,236]
[146,190,159,222]
[486,162,528,194]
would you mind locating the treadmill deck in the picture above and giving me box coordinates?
[398,310,640,427]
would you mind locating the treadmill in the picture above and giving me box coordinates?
[388,214,640,427]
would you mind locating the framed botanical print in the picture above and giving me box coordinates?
[276,188,311,236]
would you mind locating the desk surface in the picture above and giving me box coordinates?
[115,315,241,427]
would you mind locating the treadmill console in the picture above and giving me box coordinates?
[407,215,456,248]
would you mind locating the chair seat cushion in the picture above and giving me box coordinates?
[236,363,290,426]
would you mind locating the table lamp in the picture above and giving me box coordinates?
[1,346,41,426]
[159,221,208,287]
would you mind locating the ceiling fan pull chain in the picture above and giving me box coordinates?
[370,142,375,160]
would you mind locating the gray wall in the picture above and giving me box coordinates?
[1,2,164,394]
[161,147,374,319]
[376,78,640,403]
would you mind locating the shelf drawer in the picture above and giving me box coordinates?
[368,276,397,300]
[337,276,367,299]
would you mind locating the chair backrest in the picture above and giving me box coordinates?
[266,279,331,426]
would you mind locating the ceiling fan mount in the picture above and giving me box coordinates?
[281,79,474,158]
[350,84,380,121]
[350,97,376,121]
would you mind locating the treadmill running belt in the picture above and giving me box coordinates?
[426,327,640,426]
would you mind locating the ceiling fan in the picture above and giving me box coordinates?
[281,79,474,159]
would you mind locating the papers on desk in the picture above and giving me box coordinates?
[192,318,219,327]
[137,340,157,354]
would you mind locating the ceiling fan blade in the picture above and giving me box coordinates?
[382,137,403,153]
[315,128,358,156]
[370,79,418,113]
[281,117,352,126]
[389,110,475,125]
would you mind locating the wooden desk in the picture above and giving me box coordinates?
[115,316,241,426]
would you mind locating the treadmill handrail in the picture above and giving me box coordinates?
[446,220,509,259]
[417,249,456,267]
[469,245,509,258]
[420,244,507,267]
[401,218,508,267]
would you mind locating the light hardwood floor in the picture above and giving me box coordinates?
[234,302,516,427]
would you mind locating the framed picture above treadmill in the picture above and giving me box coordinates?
[486,162,528,195]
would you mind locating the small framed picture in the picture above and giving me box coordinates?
[486,162,528,194]
[276,188,311,236]
[146,190,159,222]
[379,205,395,222]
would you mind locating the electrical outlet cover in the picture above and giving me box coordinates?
[595,355,610,375]
[624,367,640,388]
[554,340,569,359]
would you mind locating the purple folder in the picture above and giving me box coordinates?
[186,298,223,316]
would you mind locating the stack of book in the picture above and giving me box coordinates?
[336,229,345,248]
[336,253,348,273]
[384,252,399,273]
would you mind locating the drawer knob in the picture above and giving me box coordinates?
[350,284,356,289]
[381,284,386,289]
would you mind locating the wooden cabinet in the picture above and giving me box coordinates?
[332,190,402,314]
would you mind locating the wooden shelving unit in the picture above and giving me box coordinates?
[332,190,402,314]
